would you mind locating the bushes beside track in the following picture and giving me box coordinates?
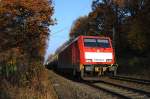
[117,54,150,80]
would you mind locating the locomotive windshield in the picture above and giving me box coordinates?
[84,38,110,48]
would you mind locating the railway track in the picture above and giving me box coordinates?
[110,75,150,84]
[84,80,150,99]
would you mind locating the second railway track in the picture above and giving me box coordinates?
[109,75,150,84]
[84,79,150,99]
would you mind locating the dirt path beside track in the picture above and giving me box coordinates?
[48,70,119,99]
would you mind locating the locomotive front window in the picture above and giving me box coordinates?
[97,39,110,48]
[84,38,97,47]
[84,38,110,48]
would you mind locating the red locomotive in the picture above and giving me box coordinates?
[48,36,118,78]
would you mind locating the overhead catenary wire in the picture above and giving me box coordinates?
[48,26,71,40]
[50,27,69,36]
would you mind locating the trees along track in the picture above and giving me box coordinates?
[109,75,150,85]
[84,79,150,99]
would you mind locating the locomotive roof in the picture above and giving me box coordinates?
[55,35,110,54]
[55,36,79,54]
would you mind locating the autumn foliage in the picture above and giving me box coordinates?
[0,0,55,98]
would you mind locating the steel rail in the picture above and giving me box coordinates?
[84,80,150,99]
[85,82,132,99]
[110,75,150,84]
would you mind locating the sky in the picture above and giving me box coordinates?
[45,0,92,60]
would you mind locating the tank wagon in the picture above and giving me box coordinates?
[48,36,118,78]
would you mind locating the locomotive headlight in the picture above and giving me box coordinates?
[106,59,112,62]
[86,59,92,62]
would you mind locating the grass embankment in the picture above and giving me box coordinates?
[0,69,57,99]
[117,54,150,79]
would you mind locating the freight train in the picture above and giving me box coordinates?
[47,36,118,79]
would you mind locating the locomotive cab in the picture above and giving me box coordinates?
[80,36,118,78]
